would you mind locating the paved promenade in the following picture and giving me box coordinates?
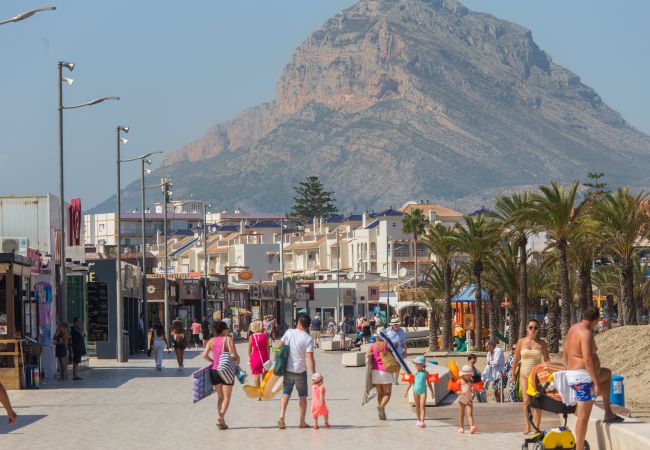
[2,343,526,449]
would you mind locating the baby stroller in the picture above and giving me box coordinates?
[522,362,590,450]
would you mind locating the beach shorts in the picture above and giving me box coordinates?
[371,370,395,385]
[554,369,595,405]
[282,371,308,398]
[210,369,234,386]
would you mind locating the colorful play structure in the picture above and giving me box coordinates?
[448,284,493,352]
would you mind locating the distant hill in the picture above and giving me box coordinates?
[92,0,650,214]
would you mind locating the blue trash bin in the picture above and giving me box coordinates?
[610,375,625,407]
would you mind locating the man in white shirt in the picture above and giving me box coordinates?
[278,315,315,429]
[484,340,506,402]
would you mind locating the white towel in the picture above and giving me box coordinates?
[552,369,593,406]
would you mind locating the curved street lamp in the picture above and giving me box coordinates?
[119,150,163,353]
[0,6,55,26]
[57,60,119,323]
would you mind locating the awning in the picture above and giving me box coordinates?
[452,284,492,303]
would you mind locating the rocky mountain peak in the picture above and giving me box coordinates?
[102,0,649,215]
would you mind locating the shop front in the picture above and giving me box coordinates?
[177,278,202,327]
[0,253,41,389]
[86,258,142,359]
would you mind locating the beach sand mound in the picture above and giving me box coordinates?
[595,325,650,412]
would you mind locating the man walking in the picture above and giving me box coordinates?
[562,308,623,450]
[70,317,86,381]
[385,318,407,384]
[278,315,315,429]
[310,315,322,348]
[484,340,506,402]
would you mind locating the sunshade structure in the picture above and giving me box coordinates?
[452,284,492,303]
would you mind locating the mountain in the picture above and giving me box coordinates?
[93,0,650,214]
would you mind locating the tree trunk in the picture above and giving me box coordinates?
[547,297,560,353]
[441,263,453,351]
[428,308,438,350]
[473,262,483,350]
[507,304,518,348]
[413,235,418,288]
[576,265,592,319]
[621,259,636,325]
[558,241,571,340]
[517,236,529,340]
[488,290,497,344]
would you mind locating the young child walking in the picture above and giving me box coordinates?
[458,365,478,434]
[405,356,435,428]
[311,373,330,429]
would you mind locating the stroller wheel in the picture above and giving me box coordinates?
[531,443,545,450]
[521,444,528,450]
[583,441,590,450]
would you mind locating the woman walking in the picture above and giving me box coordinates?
[248,320,270,400]
[53,322,69,381]
[203,321,241,430]
[512,318,550,434]
[150,324,168,371]
[366,327,395,420]
[171,321,187,369]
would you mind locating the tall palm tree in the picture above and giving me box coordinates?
[593,188,648,325]
[421,223,461,350]
[592,262,619,322]
[453,214,500,349]
[402,208,428,287]
[528,180,583,339]
[484,240,519,346]
[494,192,534,339]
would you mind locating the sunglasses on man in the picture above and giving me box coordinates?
[528,325,539,330]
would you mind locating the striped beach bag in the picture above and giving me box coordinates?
[217,337,237,385]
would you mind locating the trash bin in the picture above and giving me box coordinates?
[121,330,129,362]
[610,375,625,407]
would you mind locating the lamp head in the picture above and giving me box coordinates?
[144,168,152,175]
[61,61,75,71]
[118,126,129,133]
[120,138,128,145]
[144,159,152,165]
[62,77,74,86]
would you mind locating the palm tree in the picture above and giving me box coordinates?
[453,214,500,349]
[421,223,462,350]
[422,266,456,350]
[484,240,519,346]
[528,180,583,339]
[593,188,649,325]
[494,192,534,339]
[402,208,428,287]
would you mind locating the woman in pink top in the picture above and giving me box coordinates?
[203,321,240,430]
[365,327,394,420]
[247,320,270,400]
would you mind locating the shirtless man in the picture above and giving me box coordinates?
[564,307,623,450]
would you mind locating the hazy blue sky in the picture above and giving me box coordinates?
[2,0,649,209]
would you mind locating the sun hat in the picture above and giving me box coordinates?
[375,326,385,338]
[311,373,323,383]
[389,318,400,325]
[412,356,426,365]
[459,364,474,376]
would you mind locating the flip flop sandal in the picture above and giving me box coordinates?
[603,415,625,423]
[277,419,286,430]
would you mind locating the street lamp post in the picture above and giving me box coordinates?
[279,218,286,328]
[202,203,211,318]
[336,227,341,325]
[386,235,393,324]
[120,151,163,352]
[115,125,129,362]
[162,177,172,343]
[57,60,118,323]
[0,6,55,26]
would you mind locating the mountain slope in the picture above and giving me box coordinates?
[94,0,650,214]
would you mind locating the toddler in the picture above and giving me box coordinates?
[311,373,330,429]
[458,365,478,434]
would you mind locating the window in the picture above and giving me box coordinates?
[98,223,105,232]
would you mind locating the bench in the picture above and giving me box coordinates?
[341,351,366,367]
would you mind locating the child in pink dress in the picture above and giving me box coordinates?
[311,373,330,429]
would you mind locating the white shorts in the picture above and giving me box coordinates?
[371,370,394,385]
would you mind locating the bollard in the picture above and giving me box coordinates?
[610,375,625,407]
